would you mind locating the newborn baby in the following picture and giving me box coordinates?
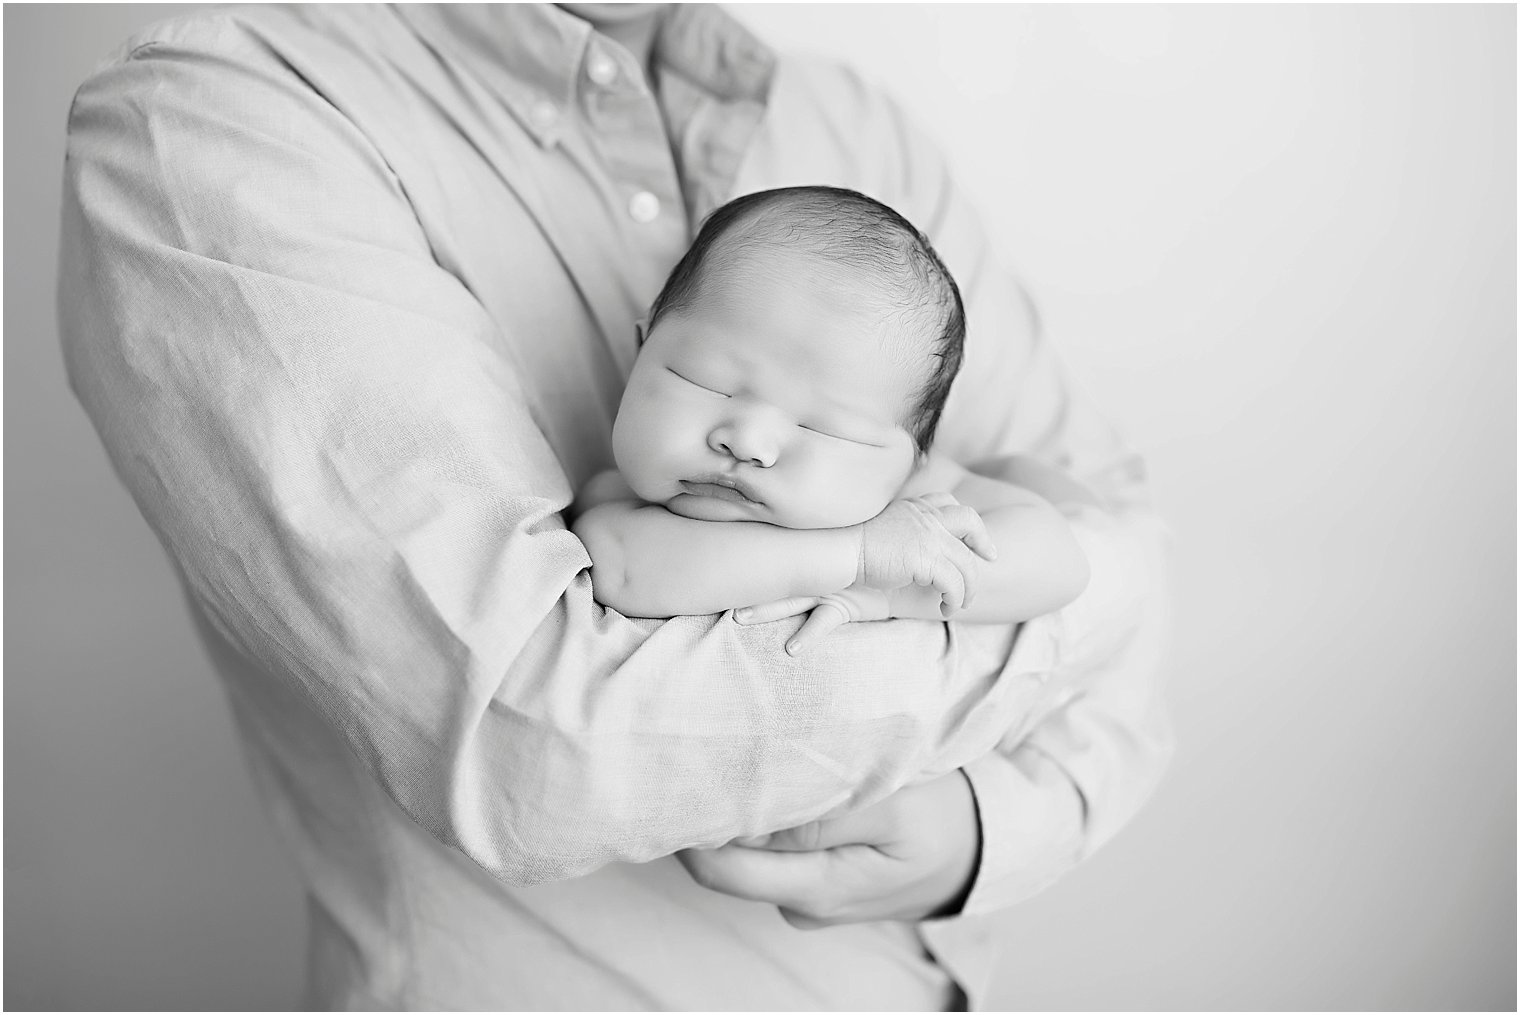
[572,186,1090,653]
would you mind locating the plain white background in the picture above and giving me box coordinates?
[7,4,1515,1009]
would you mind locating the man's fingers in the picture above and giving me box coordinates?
[692,774,981,927]
[779,908,830,931]
[677,844,835,912]
[680,843,898,926]
[734,597,820,625]
[786,600,850,655]
[745,799,898,853]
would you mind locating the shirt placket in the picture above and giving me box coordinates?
[574,37,691,340]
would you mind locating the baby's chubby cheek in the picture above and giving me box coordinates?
[609,428,667,503]
[774,462,910,530]
[609,394,677,499]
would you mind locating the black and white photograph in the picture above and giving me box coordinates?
[5,3,1515,1011]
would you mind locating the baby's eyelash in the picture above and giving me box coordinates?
[667,367,728,396]
[799,424,882,448]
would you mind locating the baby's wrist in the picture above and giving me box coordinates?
[801,525,867,597]
[851,524,868,588]
[845,522,869,586]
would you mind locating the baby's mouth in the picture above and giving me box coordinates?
[680,475,761,505]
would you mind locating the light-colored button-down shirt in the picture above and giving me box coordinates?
[60,4,1173,1009]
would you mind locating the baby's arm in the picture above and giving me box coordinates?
[889,454,1091,623]
[572,474,855,618]
[741,455,1093,651]
[570,470,991,619]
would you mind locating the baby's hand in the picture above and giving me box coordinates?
[734,586,892,655]
[856,494,996,614]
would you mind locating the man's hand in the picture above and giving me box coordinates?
[677,770,982,929]
[856,494,996,615]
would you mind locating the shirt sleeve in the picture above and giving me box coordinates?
[839,70,1177,914]
[960,505,1174,913]
[57,25,1048,887]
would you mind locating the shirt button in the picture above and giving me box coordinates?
[529,100,558,130]
[628,191,660,223]
[587,52,618,87]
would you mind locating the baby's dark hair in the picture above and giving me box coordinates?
[646,186,965,455]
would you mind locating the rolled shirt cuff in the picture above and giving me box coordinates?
[915,748,1084,1009]
[959,745,1085,916]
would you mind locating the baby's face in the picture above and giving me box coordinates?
[612,259,920,529]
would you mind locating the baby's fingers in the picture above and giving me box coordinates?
[917,491,960,510]
[939,504,997,562]
[941,539,988,614]
[786,600,851,655]
[735,597,820,625]
[926,557,968,614]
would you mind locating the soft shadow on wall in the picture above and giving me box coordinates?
[5,4,305,1012]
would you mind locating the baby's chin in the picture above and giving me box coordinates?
[663,491,876,530]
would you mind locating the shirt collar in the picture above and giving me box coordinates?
[655,4,774,105]
[398,3,774,149]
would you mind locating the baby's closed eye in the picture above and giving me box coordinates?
[667,367,729,397]
[798,423,884,447]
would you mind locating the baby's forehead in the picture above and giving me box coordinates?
[698,246,935,360]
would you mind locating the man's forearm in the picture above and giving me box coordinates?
[573,500,860,617]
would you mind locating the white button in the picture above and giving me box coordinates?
[587,52,618,87]
[530,100,558,130]
[628,191,660,223]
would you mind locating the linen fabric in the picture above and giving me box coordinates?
[59,4,1173,1009]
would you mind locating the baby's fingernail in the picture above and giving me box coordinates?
[785,640,800,655]
[735,608,752,622]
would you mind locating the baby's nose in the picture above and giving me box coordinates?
[709,422,778,468]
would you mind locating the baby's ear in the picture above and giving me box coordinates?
[634,317,649,346]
